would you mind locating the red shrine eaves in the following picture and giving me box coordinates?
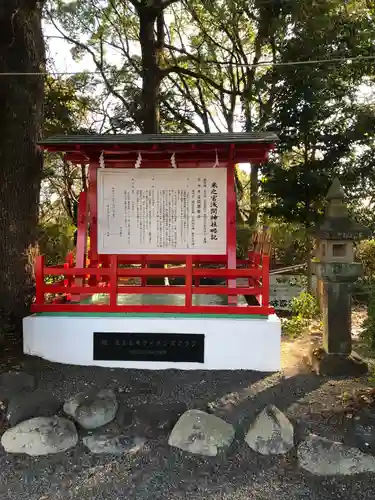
[33,132,279,316]
[39,132,278,167]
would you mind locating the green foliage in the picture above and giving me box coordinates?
[43,0,375,272]
[352,240,375,303]
[260,0,375,230]
[263,219,309,267]
[282,292,320,338]
[291,291,320,319]
[282,316,308,339]
[44,76,93,136]
[356,240,375,279]
[37,221,75,267]
[40,75,93,232]
[360,280,375,351]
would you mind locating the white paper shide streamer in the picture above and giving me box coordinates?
[171,152,177,168]
[213,149,219,168]
[99,151,105,168]
[135,151,142,168]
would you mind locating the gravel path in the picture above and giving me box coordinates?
[0,349,375,500]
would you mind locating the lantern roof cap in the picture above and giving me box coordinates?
[314,178,371,240]
[326,177,345,201]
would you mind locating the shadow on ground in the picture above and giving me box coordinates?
[1,352,374,500]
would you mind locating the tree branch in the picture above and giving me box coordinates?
[161,0,181,9]
[161,99,204,133]
[161,66,238,96]
[46,11,133,115]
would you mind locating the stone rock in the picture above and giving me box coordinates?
[63,388,118,429]
[83,433,145,454]
[298,433,375,475]
[353,409,375,453]
[354,422,375,452]
[0,372,35,400]
[7,390,62,427]
[1,416,78,456]
[244,404,294,455]
[168,409,235,457]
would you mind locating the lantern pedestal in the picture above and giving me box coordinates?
[315,262,363,355]
[311,262,368,376]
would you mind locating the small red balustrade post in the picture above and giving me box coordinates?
[109,255,118,307]
[262,254,270,308]
[185,255,193,308]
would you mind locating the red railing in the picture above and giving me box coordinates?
[32,252,273,316]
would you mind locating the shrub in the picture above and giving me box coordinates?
[360,279,375,350]
[356,240,375,279]
[352,240,375,304]
[282,291,320,338]
[290,291,319,319]
[37,221,75,266]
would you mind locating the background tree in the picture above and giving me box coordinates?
[39,0,375,279]
[39,75,97,265]
[261,0,375,287]
[42,75,94,223]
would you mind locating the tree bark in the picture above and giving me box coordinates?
[138,4,165,284]
[306,232,313,294]
[304,141,313,294]
[139,7,161,134]
[0,1,45,334]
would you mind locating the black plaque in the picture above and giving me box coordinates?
[93,332,205,363]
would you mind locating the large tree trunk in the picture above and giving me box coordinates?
[0,1,45,335]
[139,7,161,134]
[139,5,165,284]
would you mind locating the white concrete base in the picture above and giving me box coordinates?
[23,314,281,371]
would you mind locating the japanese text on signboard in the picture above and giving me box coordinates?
[97,168,227,254]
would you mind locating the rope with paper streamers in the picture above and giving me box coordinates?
[99,151,105,168]
[171,152,177,168]
[135,151,142,168]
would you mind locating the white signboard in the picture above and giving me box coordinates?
[97,168,227,255]
[269,274,317,311]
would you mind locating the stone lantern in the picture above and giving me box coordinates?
[312,178,371,376]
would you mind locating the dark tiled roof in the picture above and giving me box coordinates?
[39,132,279,146]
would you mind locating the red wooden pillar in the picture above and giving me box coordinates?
[226,150,237,305]
[87,161,99,287]
[262,254,270,308]
[88,162,99,261]
[75,192,88,270]
[72,191,88,302]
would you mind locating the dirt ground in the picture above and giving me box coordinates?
[0,308,374,500]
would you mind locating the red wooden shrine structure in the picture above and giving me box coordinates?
[32,132,278,316]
